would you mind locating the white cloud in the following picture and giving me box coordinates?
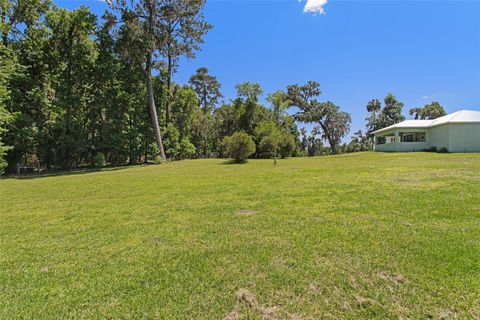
[422,96,430,99]
[303,0,328,14]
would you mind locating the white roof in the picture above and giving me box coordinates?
[372,110,480,134]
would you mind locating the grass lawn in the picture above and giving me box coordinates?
[1,152,479,319]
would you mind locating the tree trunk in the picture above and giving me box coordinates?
[319,122,338,154]
[166,51,172,125]
[273,148,277,165]
[145,53,166,161]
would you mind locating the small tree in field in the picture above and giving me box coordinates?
[222,132,255,163]
[260,127,282,165]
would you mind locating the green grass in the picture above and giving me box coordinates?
[1,152,479,319]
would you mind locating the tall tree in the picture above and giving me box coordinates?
[365,99,382,135]
[409,101,446,120]
[188,67,222,111]
[381,93,405,127]
[109,0,169,160]
[267,90,290,125]
[286,81,351,154]
[45,6,97,168]
[159,0,211,124]
[0,41,15,173]
[234,82,265,137]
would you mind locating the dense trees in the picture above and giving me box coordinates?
[365,93,405,136]
[1,0,414,174]
[409,101,446,120]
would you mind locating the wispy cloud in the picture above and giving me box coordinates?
[422,96,430,99]
[303,0,328,14]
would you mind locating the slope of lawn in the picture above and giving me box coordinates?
[1,152,479,319]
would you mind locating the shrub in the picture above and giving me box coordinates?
[148,143,162,164]
[179,138,196,160]
[437,147,449,153]
[94,152,106,167]
[163,123,180,158]
[279,134,295,158]
[222,132,256,163]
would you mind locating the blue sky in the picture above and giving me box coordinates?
[56,0,480,136]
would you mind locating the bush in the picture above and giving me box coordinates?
[222,132,256,163]
[163,124,180,158]
[148,143,163,164]
[437,147,449,153]
[94,152,106,167]
[279,134,295,158]
[179,138,196,160]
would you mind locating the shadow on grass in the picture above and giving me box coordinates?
[219,159,250,165]
[1,163,152,180]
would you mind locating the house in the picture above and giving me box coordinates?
[372,110,480,152]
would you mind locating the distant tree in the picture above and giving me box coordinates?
[365,99,382,135]
[234,82,266,137]
[188,67,223,111]
[409,101,446,120]
[214,103,237,142]
[286,81,351,154]
[235,82,263,101]
[381,93,405,127]
[45,6,97,168]
[0,42,15,173]
[256,121,295,162]
[259,126,282,165]
[347,130,372,152]
[222,131,255,163]
[365,94,405,140]
[158,0,212,124]
[109,0,174,160]
[266,90,290,125]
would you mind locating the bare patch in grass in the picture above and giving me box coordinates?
[236,209,257,216]
[355,295,379,307]
[224,289,279,320]
[40,267,49,273]
[378,271,407,285]
[438,307,457,320]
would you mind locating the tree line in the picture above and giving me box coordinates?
[0,0,447,173]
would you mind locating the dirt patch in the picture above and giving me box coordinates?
[378,271,407,285]
[354,295,379,307]
[224,289,279,320]
[236,210,257,216]
[438,307,457,320]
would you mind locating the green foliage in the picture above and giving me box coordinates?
[179,138,196,160]
[163,123,181,158]
[286,81,351,154]
[94,152,106,167]
[148,142,162,164]
[0,42,16,174]
[346,130,372,152]
[366,94,405,136]
[409,101,446,120]
[259,125,282,164]
[256,121,296,162]
[189,67,223,111]
[222,131,256,163]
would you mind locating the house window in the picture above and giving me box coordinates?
[400,132,426,142]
